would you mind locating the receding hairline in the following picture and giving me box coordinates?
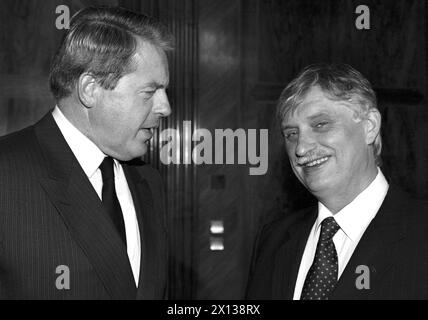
[125,37,170,77]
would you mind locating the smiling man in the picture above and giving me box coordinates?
[0,6,172,299]
[246,63,428,300]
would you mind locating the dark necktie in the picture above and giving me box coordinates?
[301,216,340,300]
[99,156,127,246]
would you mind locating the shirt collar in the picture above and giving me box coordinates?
[52,106,106,178]
[316,168,389,242]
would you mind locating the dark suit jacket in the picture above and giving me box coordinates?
[0,113,168,299]
[246,185,428,299]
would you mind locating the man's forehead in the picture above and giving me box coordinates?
[282,100,334,123]
[281,109,334,129]
[134,39,168,65]
[130,41,169,83]
[281,98,354,129]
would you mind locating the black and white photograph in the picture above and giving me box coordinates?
[1,0,428,309]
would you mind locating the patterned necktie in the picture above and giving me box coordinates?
[99,157,127,246]
[301,217,340,300]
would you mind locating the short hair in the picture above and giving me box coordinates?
[49,6,174,100]
[277,63,382,165]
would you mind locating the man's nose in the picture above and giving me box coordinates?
[295,132,316,157]
[154,89,172,117]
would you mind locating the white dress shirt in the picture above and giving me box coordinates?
[52,106,141,285]
[293,168,389,299]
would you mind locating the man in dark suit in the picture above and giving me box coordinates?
[246,63,428,299]
[0,6,172,299]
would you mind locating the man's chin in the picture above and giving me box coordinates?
[302,174,333,195]
[113,144,148,162]
[306,182,329,196]
[130,144,149,160]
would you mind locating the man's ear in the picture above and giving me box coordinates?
[77,73,99,108]
[365,108,381,145]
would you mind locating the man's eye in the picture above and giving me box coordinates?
[285,131,298,141]
[315,121,329,128]
[141,87,157,96]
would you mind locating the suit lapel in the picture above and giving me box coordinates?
[123,164,164,300]
[274,209,317,299]
[35,113,137,299]
[330,186,407,299]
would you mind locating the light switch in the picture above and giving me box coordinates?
[210,237,224,251]
[210,220,224,251]
[210,220,224,234]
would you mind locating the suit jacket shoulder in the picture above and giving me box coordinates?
[246,206,316,299]
[253,206,315,261]
[385,185,428,226]
[0,124,41,169]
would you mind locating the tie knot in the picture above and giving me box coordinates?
[99,156,115,181]
[319,217,340,242]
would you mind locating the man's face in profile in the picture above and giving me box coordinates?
[281,86,373,200]
[89,40,171,161]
